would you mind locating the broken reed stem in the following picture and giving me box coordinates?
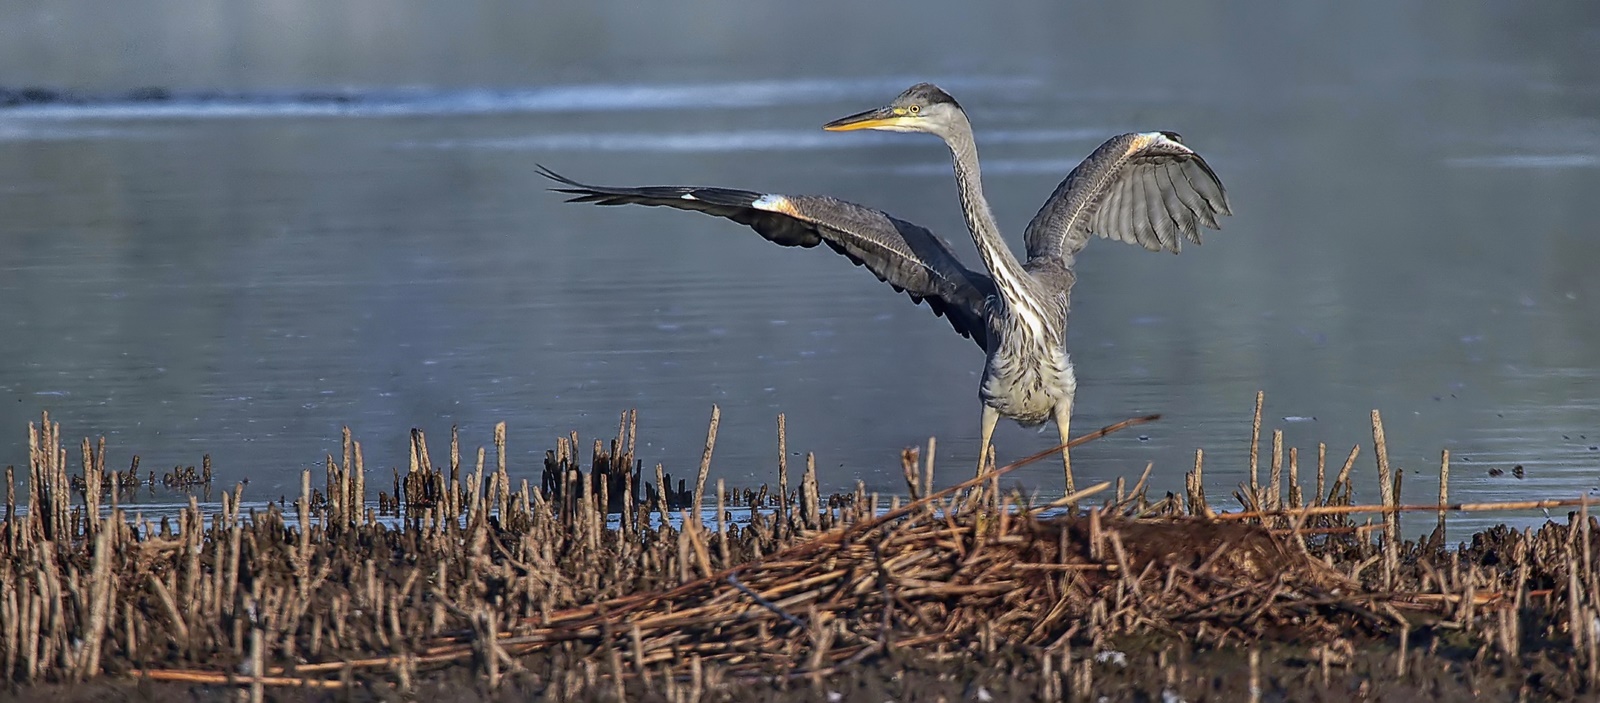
[1216,497,1597,520]
[777,414,789,534]
[858,415,1157,542]
[1372,410,1398,588]
[1125,463,1153,509]
[691,405,720,521]
[1288,447,1301,510]
[654,463,669,524]
[1437,450,1450,538]
[1190,448,1209,517]
[1315,443,1326,508]
[715,480,729,566]
[1327,445,1360,507]
[1029,482,1113,514]
[138,670,347,689]
[901,450,923,502]
[494,421,508,517]
[802,453,819,531]
[1269,430,1282,512]
[249,625,264,703]
[1249,391,1263,492]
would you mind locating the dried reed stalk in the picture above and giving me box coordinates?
[0,404,1589,696]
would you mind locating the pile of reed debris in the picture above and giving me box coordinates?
[1,397,1598,698]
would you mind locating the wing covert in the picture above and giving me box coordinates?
[540,167,996,351]
[1023,132,1232,263]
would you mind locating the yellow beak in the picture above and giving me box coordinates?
[822,106,914,132]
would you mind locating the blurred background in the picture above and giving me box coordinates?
[1,1,1597,531]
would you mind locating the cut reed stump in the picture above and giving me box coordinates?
[126,414,1392,689]
[3,401,1598,696]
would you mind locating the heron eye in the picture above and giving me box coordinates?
[908,105,921,115]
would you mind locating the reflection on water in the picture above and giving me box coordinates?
[2,1,1599,535]
[421,127,1107,153]
[0,78,1040,121]
[1446,155,1600,169]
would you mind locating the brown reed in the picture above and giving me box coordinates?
[0,397,1595,698]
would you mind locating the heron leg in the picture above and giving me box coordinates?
[1055,402,1075,496]
[976,405,999,477]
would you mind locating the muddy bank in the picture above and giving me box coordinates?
[0,642,1547,702]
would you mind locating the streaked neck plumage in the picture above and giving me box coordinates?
[940,115,1053,341]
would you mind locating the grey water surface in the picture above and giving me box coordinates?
[1,1,1598,533]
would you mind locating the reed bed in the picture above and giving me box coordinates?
[1,396,1597,700]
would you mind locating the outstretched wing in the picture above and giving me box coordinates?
[540,167,996,351]
[1023,132,1232,263]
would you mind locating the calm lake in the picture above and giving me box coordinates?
[2,1,1597,532]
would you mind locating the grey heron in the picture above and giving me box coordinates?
[541,83,1231,492]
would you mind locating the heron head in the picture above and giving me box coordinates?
[823,83,964,137]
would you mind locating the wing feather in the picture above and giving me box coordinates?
[1131,170,1162,250]
[1119,183,1144,248]
[1100,185,1130,249]
[1155,163,1200,237]
[1142,168,1180,252]
[1180,156,1230,213]
[540,167,996,351]
[1023,132,1232,262]
[1164,161,1219,229]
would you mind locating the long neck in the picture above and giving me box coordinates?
[944,120,1039,316]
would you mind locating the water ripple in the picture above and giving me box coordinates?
[424,127,1106,154]
[1445,154,1600,169]
[0,76,1041,121]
